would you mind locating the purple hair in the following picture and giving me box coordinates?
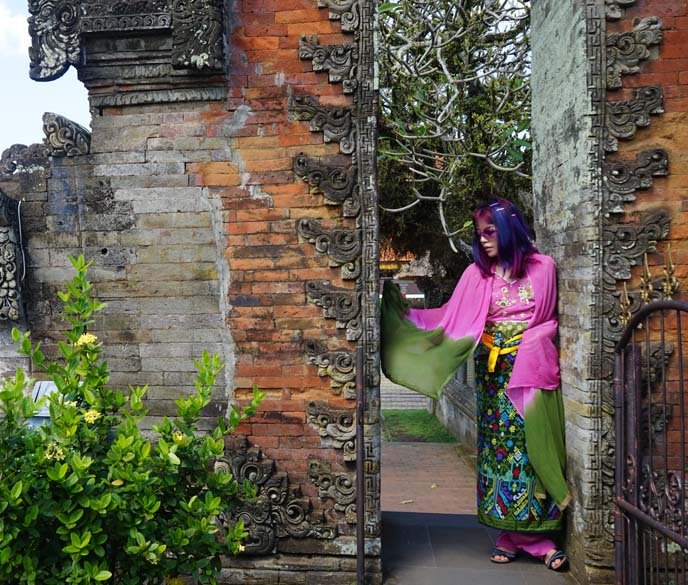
[471,198,537,279]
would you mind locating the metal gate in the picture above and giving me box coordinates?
[615,300,688,585]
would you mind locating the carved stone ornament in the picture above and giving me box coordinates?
[317,0,360,32]
[306,401,356,461]
[28,0,224,81]
[293,154,360,217]
[297,219,361,279]
[304,340,356,399]
[0,143,49,176]
[28,0,81,81]
[602,210,670,280]
[42,113,91,157]
[605,86,664,152]
[288,96,355,154]
[299,35,358,93]
[305,281,362,341]
[171,0,224,70]
[308,460,357,524]
[0,191,21,321]
[214,437,336,555]
[607,17,663,89]
[603,149,668,214]
[605,0,638,20]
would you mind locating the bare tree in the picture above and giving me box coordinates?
[378,0,532,256]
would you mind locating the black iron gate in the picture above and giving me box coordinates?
[615,300,688,585]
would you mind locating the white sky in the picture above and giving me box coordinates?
[0,0,90,150]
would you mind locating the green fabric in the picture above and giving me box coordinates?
[380,281,476,400]
[524,388,570,510]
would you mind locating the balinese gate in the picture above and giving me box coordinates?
[614,300,688,585]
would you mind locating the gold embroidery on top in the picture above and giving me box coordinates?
[517,281,534,304]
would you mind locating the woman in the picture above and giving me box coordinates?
[381,198,570,571]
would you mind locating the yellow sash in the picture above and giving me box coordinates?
[480,332,523,372]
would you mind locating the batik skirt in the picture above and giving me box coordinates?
[475,321,564,532]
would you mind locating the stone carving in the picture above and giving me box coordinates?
[288,96,355,154]
[28,0,224,81]
[0,143,49,176]
[81,1,172,31]
[293,155,360,217]
[28,0,81,81]
[214,437,336,555]
[607,17,663,89]
[602,210,669,280]
[171,0,224,70]
[90,87,226,109]
[299,36,358,93]
[297,219,361,279]
[308,460,356,524]
[305,281,361,341]
[317,0,360,32]
[603,149,668,213]
[42,113,91,157]
[304,340,356,399]
[306,401,356,461]
[605,0,637,20]
[0,191,21,322]
[605,86,664,152]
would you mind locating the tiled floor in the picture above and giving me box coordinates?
[380,442,574,585]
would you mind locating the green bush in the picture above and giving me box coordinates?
[0,255,264,584]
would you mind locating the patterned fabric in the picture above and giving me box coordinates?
[487,275,535,322]
[475,320,564,532]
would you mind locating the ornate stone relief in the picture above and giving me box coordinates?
[605,86,664,152]
[288,96,355,154]
[308,460,356,524]
[306,401,356,461]
[605,0,638,20]
[293,155,360,217]
[28,0,225,81]
[317,0,360,33]
[606,17,663,89]
[603,149,668,214]
[305,281,361,341]
[297,219,361,279]
[90,87,226,110]
[0,143,49,176]
[43,113,91,157]
[214,437,336,555]
[0,191,21,321]
[602,210,670,280]
[304,340,356,400]
[299,35,358,93]
[171,0,224,70]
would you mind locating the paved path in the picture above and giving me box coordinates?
[380,442,575,585]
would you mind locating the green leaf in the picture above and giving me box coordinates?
[10,480,22,501]
[94,571,112,581]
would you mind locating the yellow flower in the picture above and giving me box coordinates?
[75,333,98,347]
[45,442,65,461]
[64,400,78,408]
[83,409,102,424]
[172,431,185,444]
[238,543,246,552]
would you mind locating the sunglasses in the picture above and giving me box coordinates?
[475,226,497,240]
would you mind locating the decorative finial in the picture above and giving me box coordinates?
[640,253,653,305]
[620,282,632,327]
[662,243,679,300]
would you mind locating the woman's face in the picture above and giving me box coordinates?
[475,216,498,259]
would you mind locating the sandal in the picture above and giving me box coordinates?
[544,549,569,572]
[490,547,519,564]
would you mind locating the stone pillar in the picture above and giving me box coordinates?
[533,0,685,583]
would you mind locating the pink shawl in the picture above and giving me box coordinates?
[406,253,560,415]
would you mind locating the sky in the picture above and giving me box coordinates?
[0,0,90,151]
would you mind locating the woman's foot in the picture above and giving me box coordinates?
[544,549,569,571]
[490,547,518,564]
